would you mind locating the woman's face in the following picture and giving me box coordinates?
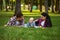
[41,15,46,20]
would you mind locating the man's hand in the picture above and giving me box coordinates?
[4,25,7,27]
[34,19,38,21]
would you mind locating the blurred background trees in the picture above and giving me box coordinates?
[0,0,60,14]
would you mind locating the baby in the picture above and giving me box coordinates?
[26,17,35,27]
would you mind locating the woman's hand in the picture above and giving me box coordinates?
[39,26,45,29]
[39,26,42,28]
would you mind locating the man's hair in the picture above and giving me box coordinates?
[14,11,23,18]
[16,13,23,18]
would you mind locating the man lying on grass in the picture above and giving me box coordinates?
[5,12,24,26]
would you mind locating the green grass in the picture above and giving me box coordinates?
[0,11,60,40]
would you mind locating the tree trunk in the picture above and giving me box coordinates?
[5,0,9,11]
[0,0,3,10]
[11,0,13,10]
[55,0,59,12]
[36,0,38,6]
[58,0,60,13]
[6,4,8,11]
[28,0,30,10]
[0,4,3,11]
[23,0,26,10]
[30,0,33,12]
[3,0,6,9]
[51,0,54,13]
[14,0,22,16]
[40,0,42,12]
[23,3,25,10]
[45,0,48,13]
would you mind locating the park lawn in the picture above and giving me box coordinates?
[0,11,60,40]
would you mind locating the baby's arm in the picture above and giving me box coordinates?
[34,19,38,22]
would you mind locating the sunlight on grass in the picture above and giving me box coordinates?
[0,10,60,16]
[0,11,60,40]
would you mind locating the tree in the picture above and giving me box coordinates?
[30,0,33,12]
[58,0,60,13]
[28,0,30,10]
[5,0,10,11]
[44,0,48,13]
[23,0,26,10]
[3,0,6,9]
[51,0,54,13]
[0,0,3,10]
[11,0,14,10]
[14,0,22,16]
[35,0,38,6]
[48,0,51,7]
[55,0,59,12]
[39,0,42,12]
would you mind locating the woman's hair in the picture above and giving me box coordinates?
[41,12,52,27]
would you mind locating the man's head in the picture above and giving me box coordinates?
[16,13,23,21]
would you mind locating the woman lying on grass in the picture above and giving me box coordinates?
[25,12,52,28]
[5,12,24,26]
[35,12,52,28]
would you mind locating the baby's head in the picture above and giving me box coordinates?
[29,17,34,23]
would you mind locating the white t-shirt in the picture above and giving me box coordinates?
[41,21,45,26]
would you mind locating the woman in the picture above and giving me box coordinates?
[35,12,52,27]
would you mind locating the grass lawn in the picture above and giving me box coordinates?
[0,11,60,40]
